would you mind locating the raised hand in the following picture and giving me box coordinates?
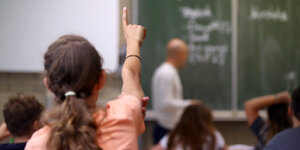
[122,7,146,46]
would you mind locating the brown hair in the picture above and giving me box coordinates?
[167,104,216,150]
[44,35,103,150]
[292,87,300,120]
[3,94,44,137]
[266,103,292,144]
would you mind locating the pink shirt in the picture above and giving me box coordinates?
[25,94,145,150]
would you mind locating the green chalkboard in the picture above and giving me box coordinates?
[238,0,300,109]
[139,0,232,110]
[139,0,300,110]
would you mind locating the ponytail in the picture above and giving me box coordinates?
[46,96,101,150]
[43,35,104,150]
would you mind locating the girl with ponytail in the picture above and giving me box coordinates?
[25,7,147,150]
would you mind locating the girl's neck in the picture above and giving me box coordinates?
[86,92,99,113]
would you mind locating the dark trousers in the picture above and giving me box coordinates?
[153,123,170,144]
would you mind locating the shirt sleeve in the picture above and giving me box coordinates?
[250,116,265,139]
[263,133,282,150]
[24,127,50,150]
[107,94,145,134]
[159,134,169,149]
[95,94,145,150]
[215,130,225,149]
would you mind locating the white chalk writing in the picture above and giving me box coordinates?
[179,6,231,66]
[180,6,212,19]
[285,71,298,91]
[250,6,288,22]
[189,45,228,66]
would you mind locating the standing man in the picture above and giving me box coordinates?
[152,38,199,144]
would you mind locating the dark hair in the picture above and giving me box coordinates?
[266,103,292,143]
[3,94,44,137]
[167,104,216,150]
[44,35,103,150]
[292,87,300,120]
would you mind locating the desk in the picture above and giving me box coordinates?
[145,110,267,122]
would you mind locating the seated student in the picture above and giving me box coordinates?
[151,104,226,150]
[25,7,147,150]
[0,94,44,150]
[264,87,300,150]
[244,91,292,150]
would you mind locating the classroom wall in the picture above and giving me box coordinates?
[0,0,133,112]
[0,72,123,117]
[0,0,119,72]
[0,73,46,122]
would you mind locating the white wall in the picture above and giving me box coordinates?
[0,0,119,72]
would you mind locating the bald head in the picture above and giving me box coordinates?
[166,38,189,69]
[167,38,188,56]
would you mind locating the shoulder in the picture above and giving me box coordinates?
[25,126,50,150]
[152,64,177,86]
[108,94,141,113]
[159,134,169,149]
[214,130,225,148]
[94,94,141,120]
[31,126,51,138]
[270,127,295,141]
[214,130,224,140]
[93,94,145,149]
[264,127,300,150]
[94,94,144,130]
[153,63,176,78]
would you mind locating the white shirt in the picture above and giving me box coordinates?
[159,130,225,150]
[152,62,191,129]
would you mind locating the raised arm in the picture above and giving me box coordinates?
[121,7,146,100]
[244,91,291,125]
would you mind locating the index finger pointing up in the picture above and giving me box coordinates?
[122,7,128,30]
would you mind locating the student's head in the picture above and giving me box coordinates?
[292,87,300,121]
[44,35,103,150]
[44,35,104,106]
[3,94,44,138]
[267,103,292,142]
[167,104,216,150]
[166,38,189,69]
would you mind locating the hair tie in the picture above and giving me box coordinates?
[65,91,76,97]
